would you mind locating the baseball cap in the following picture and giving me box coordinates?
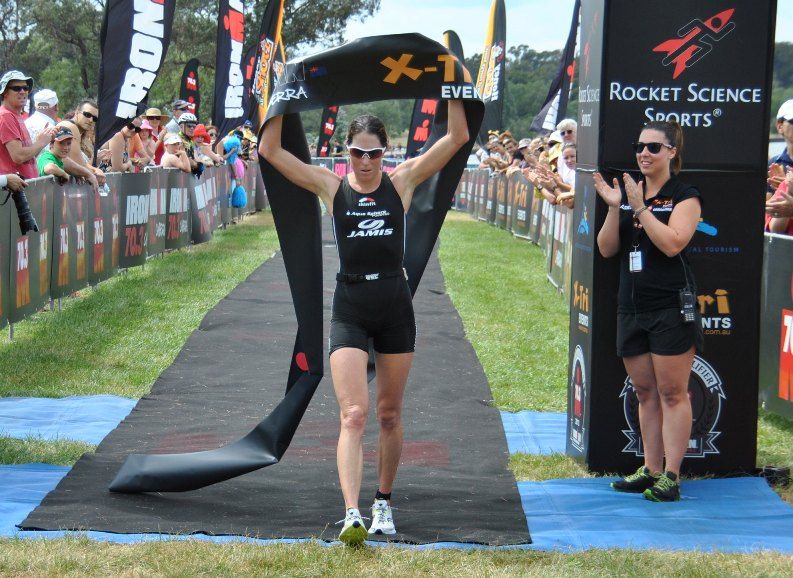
[0,70,33,95]
[164,133,182,145]
[53,127,73,141]
[518,138,532,149]
[34,89,58,108]
[548,130,562,144]
[778,99,793,122]
[172,99,191,111]
[243,120,253,128]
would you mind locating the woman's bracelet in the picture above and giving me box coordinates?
[633,206,649,218]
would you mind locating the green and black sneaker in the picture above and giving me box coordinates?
[611,466,659,493]
[643,471,681,502]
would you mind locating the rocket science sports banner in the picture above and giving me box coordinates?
[251,0,285,129]
[96,0,176,149]
[213,0,246,138]
[531,0,580,133]
[316,106,339,157]
[474,0,506,143]
[180,58,201,115]
[406,30,465,158]
[109,33,483,493]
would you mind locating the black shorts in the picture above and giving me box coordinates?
[617,307,704,357]
[329,276,416,355]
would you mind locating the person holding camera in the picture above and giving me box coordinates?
[594,120,703,502]
[0,70,55,180]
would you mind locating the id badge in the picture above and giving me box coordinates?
[629,250,643,273]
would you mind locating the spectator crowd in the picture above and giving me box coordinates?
[0,68,260,204]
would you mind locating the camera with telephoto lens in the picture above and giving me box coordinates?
[2,187,39,235]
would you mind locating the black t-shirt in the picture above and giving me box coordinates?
[331,173,405,275]
[617,176,702,313]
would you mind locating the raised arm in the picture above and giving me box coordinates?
[390,100,470,204]
[258,115,339,208]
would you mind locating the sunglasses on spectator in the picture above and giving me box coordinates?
[182,123,197,128]
[633,141,674,154]
[7,85,29,93]
[348,146,385,160]
[561,129,574,136]
[125,122,142,133]
[145,116,161,121]
[81,111,98,122]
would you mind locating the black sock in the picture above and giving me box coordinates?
[375,490,391,501]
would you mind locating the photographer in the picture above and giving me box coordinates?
[595,120,703,503]
[0,70,55,180]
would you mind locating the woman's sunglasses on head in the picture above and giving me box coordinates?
[348,146,385,160]
[633,141,674,154]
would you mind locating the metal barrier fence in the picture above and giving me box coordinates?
[0,162,266,334]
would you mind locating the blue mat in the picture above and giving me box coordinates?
[0,396,136,445]
[4,464,791,552]
[501,411,566,455]
[519,477,793,553]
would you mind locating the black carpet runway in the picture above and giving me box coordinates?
[21,220,530,545]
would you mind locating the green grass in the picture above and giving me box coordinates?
[0,436,92,465]
[438,212,570,412]
[0,212,279,399]
[1,210,793,574]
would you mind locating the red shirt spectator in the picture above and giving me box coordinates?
[0,105,37,179]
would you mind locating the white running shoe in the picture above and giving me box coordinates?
[338,508,368,545]
[368,499,396,535]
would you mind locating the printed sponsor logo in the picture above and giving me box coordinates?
[358,196,376,207]
[573,281,590,333]
[346,218,394,238]
[221,0,245,119]
[482,41,504,102]
[125,194,149,226]
[116,0,169,118]
[440,84,480,99]
[15,237,30,307]
[268,86,308,106]
[381,53,472,85]
[698,288,732,336]
[252,36,275,105]
[621,355,725,458]
[569,345,587,452]
[653,9,736,79]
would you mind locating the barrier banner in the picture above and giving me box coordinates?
[474,0,507,142]
[548,206,566,289]
[164,170,190,250]
[213,0,246,138]
[495,174,507,229]
[568,0,776,475]
[117,172,150,268]
[7,178,53,322]
[191,169,216,245]
[90,183,120,285]
[506,173,515,232]
[95,0,177,149]
[512,173,532,239]
[51,183,88,298]
[759,234,793,419]
[487,175,498,225]
[216,166,231,226]
[316,106,339,157]
[477,175,490,222]
[529,189,542,244]
[180,58,201,115]
[255,162,268,211]
[0,197,10,329]
[147,170,167,257]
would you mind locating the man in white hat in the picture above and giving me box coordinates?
[764,99,793,220]
[0,70,55,180]
[25,88,59,143]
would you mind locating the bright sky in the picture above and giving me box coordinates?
[344,0,793,59]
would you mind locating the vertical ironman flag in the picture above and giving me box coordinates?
[180,58,201,115]
[406,30,465,158]
[213,0,245,137]
[531,0,580,132]
[96,0,176,149]
[316,106,339,157]
[474,0,506,143]
[251,0,286,130]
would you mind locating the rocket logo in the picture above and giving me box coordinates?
[653,9,736,79]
